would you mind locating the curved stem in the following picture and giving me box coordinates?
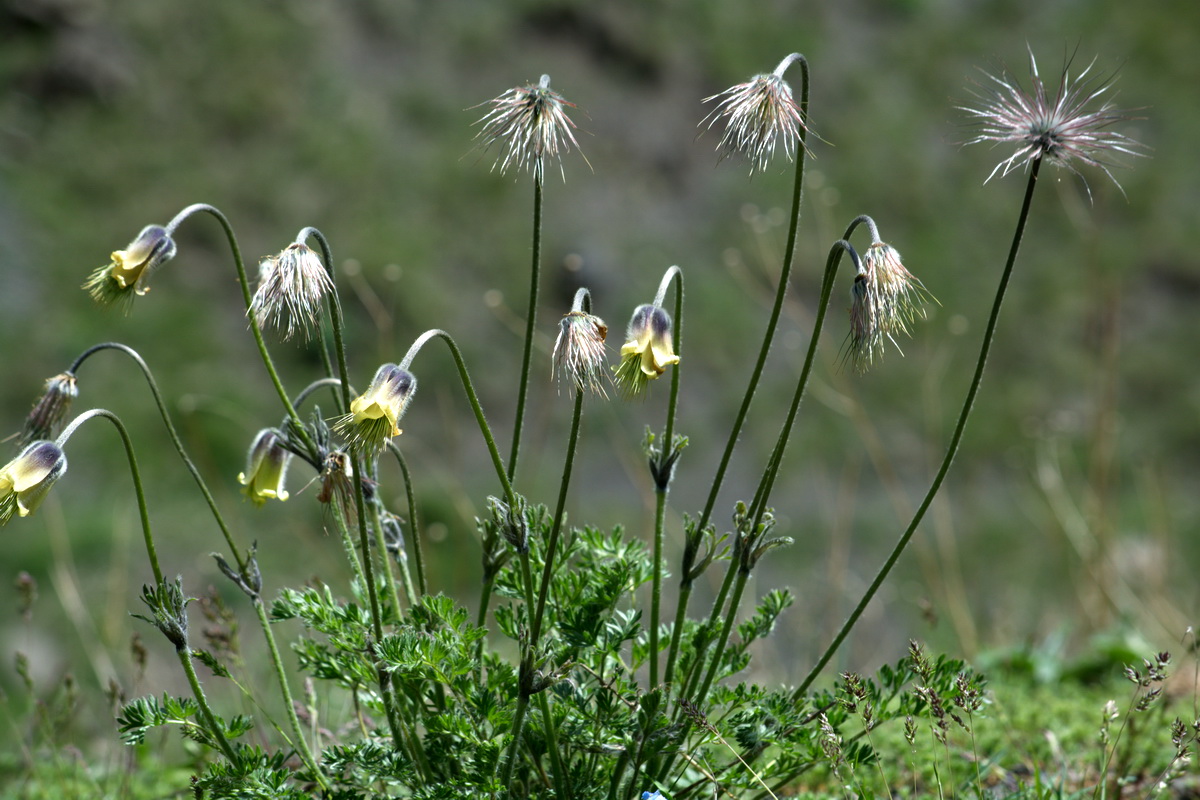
[508,176,544,484]
[696,55,810,536]
[69,342,243,569]
[166,204,314,453]
[401,330,516,507]
[793,160,1042,699]
[300,227,353,415]
[750,239,861,527]
[58,409,161,585]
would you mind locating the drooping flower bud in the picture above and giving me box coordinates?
[0,441,68,524]
[613,304,680,397]
[335,364,417,453]
[237,429,292,506]
[83,225,176,308]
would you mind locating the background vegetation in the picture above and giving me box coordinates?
[1,0,1197,792]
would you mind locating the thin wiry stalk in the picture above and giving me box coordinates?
[794,160,1043,700]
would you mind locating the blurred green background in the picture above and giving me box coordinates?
[2,0,1197,747]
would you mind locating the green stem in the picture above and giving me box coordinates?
[176,645,238,762]
[253,597,328,789]
[508,176,544,484]
[793,160,1042,699]
[400,329,515,507]
[500,554,543,786]
[68,343,243,568]
[368,484,409,612]
[166,204,314,453]
[58,409,161,585]
[299,226,354,415]
[529,388,583,645]
[386,440,427,597]
[649,270,684,692]
[536,689,570,800]
[749,238,861,527]
[696,55,809,536]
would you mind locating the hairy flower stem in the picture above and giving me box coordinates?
[58,409,160,583]
[500,554,543,787]
[165,204,316,454]
[507,176,544,484]
[794,161,1042,700]
[386,440,427,596]
[368,487,409,611]
[300,227,354,416]
[696,56,809,538]
[174,643,239,762]
[69,343,244,568]
[400,330,516,508]
[66,348,328,786]
[251,598,328,788]
[650,272,684,691]
[749,236,864,527]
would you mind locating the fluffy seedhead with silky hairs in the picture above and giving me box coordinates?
[961,48,1145,195]
[847,243,931,373]
[552,311,609,397]
[250,243,334,341]
[474,74,586,182]
[703,53,808,175]
[19,373,78,446]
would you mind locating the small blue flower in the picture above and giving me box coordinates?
[641,792,664,800]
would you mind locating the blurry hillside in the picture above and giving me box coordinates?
[1,0,1198,690]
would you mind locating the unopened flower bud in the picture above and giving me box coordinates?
[237,429,291,506]
[0,441,68,524]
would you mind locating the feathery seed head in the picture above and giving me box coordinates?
[552,310,609,397]
[703,53,809,175]
[19,373,78,446]
[961,49,1145,195]
[250,242,334,341]
[474,74,585,182]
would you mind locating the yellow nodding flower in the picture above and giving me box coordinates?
[0,441,67,524]
[614,304,680,397]
[83,224,176,307]
[237,429,291,506]
[335,364,417,453]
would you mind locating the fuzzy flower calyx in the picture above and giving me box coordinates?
[847,242,931,373]
[335,364,417,453]
[961,49,1145,194]
[0,441,67,524]
[703,53,808,174]
[474,74,586,182]
[83,225,176,307]
[614,304,679,397]
[552,310,609,397]
[237,429,292,506]
[20,373,78,446]
[250,242,334,341]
